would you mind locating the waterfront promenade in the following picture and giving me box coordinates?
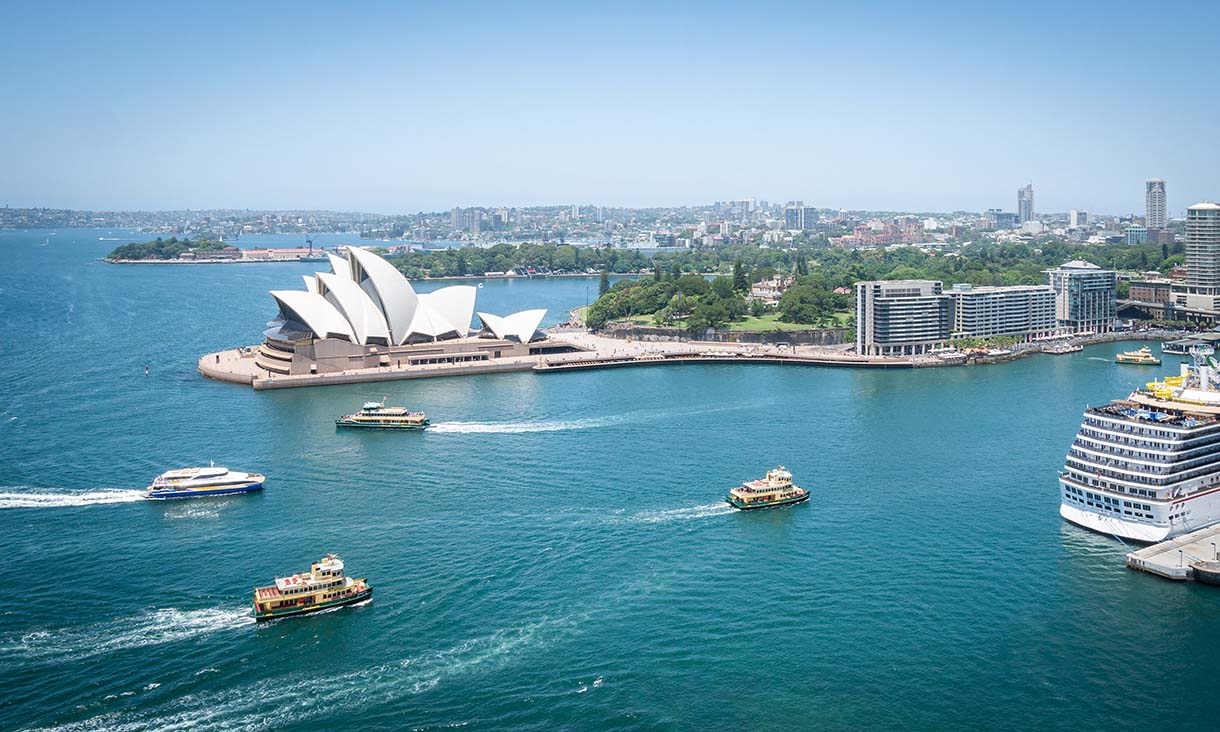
[199,328,1192,389]
[199,331,913,389]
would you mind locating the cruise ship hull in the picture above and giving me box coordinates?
[146,481,264,500]
[1059,502,1176,543]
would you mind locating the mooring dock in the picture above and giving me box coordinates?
[1126,524,1220,581]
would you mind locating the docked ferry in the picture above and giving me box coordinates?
[726,466,809,510]
[1115,346,1161,365]
[1059,346,1220,542]
[336,401,429,430]
[146,465,264,500]
[252,554,372,621]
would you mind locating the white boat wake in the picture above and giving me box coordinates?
[627,502,736,524]
[0,488,146,509]
[428,416,621,434]
[2,607,253,665]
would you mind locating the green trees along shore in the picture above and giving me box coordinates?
[106,237,227,260]
[584,268,853,331]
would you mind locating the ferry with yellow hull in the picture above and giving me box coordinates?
[336,401,429,430]
[252,554,371,621]
[726,466,809,510]
[1115,346,1161,365]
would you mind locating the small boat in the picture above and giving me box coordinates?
[336,400,429,429]
[252,554,372,621]
[726,466,809,510]
[146,464,264,500]
[1044,342,1083,355]
[1115,346,1162,365]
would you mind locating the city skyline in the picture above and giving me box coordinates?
[1,2,1218,215]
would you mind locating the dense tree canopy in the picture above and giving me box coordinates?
[107,237,226,260]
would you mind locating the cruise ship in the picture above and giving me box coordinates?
[1059,346,1220,542]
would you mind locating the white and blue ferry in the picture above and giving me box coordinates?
[146,464,265,500]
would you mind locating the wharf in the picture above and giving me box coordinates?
[1125,523,1220,581]
[534,350,912,373]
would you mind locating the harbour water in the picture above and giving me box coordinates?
[3,229,1220,731]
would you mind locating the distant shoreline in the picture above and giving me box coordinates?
[101,259,647,281]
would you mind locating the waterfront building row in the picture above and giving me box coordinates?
[855,260,1116,356]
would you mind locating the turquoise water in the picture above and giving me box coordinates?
[2,229,1219,731]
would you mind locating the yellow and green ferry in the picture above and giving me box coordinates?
[252,554,372,621]
[336,401,429,430]
[726,466,809,510]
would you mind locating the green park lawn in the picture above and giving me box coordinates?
[611,311,851,331]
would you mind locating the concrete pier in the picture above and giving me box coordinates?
[1126,524,1220,581]
[199,331,920,390]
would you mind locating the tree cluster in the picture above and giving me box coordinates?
[585,274,747,331]
[106,237,225,260]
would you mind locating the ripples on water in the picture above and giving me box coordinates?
[2,230,1218,732]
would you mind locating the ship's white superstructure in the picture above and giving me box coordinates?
[1060,346,1220,542]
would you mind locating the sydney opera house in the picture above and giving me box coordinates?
[248,247,576,378]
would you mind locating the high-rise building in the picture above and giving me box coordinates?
[1146,179,1167,229]
[1185,203,1220,288]
[1018,184,1035,224]
[1044,260,1117,333]
[854,280,952,356]
[784,201,805,230]
[1171,202,1220,320]
[1070,209,1089,228]
[947,284,1058,340]
[801,207,818,231]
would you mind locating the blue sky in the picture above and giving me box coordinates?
[0,1,1216,215]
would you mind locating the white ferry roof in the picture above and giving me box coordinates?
[361,401,384,410]
[159,466,229,479]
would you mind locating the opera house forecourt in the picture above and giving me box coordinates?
[199,247,583,389]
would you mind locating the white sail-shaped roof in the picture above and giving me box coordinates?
[270,290,356,342]
[426,285,477,335]
[315,271,391,345]
[347,247,419,345]
[267,249,547,346]
[478,309,547,342]
[327,252,351,281]
[406,286,475,338]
